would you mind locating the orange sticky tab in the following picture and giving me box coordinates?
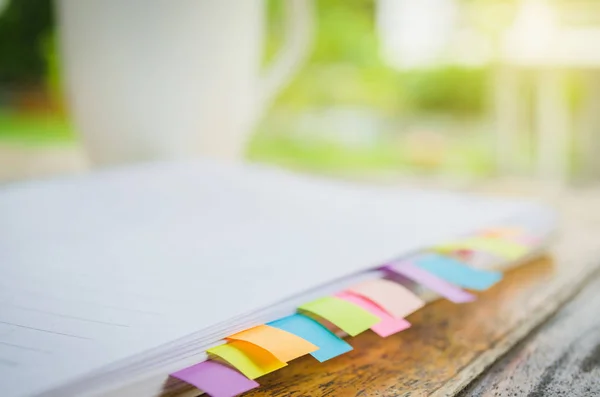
[207,340,286,379]
[480,226,524,239]
[348,279,425,319]
[227,325,318,362]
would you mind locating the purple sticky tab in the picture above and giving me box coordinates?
[171,360,259,397]
[386,262,476,304]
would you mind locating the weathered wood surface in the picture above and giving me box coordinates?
[459,271,600,397]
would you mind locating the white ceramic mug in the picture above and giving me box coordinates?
[57,0,313,166]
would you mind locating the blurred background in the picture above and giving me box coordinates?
[1,0,600,187]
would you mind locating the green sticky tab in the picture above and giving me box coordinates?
[299,296,380,336]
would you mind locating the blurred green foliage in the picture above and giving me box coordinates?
[0,0,53,86]
[400,67,488,115]
[266,0,488,115]
[0,108,72,144]
[247,129,494,176]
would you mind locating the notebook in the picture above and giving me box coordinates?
[0,159,555,397]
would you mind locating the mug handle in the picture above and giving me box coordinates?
[257,0,315,116]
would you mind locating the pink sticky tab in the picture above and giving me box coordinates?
[171,360,259,397]
[347,279,424,318]
[512,234,540,246]
[387,262,476,304]
[335,291,411,337]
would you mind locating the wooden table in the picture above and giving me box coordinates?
[240,189,600,396]
[460,269,600,396]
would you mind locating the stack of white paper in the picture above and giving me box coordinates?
[0,160,555,397]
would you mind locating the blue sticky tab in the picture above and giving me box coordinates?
[414,254,502,291]
[268,314,352,362]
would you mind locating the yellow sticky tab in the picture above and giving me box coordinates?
[228,324,318,362]
[437,237,528,260]
[435,242,464,253]
[207,340,286,379]
[299,296,379,337]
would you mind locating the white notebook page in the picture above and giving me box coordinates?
[0,160,551,396]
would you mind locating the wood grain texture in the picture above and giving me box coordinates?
[459,271,600,397]
[172,190,600,397]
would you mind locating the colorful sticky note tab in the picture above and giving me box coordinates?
[511,234,540,247]
[347,279,425,319]
[415,254,502,291]
[335,291,411,337]
[227,324,318,362]
[171,360,259,397]
[299,296,379,336]
[485,229,540,247]
[480,226,524,239]
[207,341,286,379]
[437,237,528,260]
[467,237,529,259]
[268,314,352,362]
[385,262,476,303]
